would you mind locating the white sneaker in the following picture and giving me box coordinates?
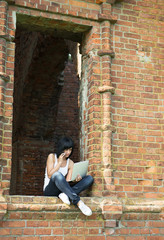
[58,193,70,205]
[77,200,92,216]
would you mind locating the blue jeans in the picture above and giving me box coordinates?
[43,172,94,205]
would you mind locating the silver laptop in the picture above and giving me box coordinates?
[71,160,89,181]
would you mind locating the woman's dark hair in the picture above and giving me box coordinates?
[56,136,74,158]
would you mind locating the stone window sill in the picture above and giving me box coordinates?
[1,195,122,220]
[1,195,164,220]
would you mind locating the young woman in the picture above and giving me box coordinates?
[43,136,94,216]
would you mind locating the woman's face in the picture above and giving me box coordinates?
[63,148,72,158]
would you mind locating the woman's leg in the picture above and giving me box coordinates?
[51,172,80,205]
[44,172,93,216]
[72,175,94,195]
[72,176,93,216]
[43,178,61,196]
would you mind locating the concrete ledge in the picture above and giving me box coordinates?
[4,195,123,220]
[98,13,117,23]
[6,196,101,212]
[97,86,115,94]
[0,34,14,42]
[0,194,7,220]
[2,196,164,221]
[5,195,121,212]
[97,50,115,58]
[122,198,164,213]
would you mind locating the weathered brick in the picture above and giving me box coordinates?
[0,0,164,239]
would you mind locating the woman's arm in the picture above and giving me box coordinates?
[66,160,74,182]
[47,153,65,178]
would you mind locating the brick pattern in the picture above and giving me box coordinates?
[0,0,15,196]
[111,0,164,199]
[80,24,103,196]
[98,3,116,196]
[0,196,164,239]
[78,2,118,197]
[15,0,100,21]
[55,60,80,162]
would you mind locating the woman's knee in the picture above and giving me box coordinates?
[51,172,64,182]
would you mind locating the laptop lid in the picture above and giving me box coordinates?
[71,160,89,181]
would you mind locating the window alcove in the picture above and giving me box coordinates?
[10,21,82,196]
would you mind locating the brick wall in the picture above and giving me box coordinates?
[1,196,164,240]
[0,0,164,239]
[111,0,164,199]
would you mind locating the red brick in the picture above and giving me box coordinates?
[105,220,117,227]
[35,228,51,235]
[107,237,126,240]
[2,221,25,228]
[11,228,23,235]
[0,238,15,240]
[0,228,10,235]
[65,237,85,240]
[41,237,63,240]
[86,237,105,240]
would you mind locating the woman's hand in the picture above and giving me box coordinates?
[58,153,65,165]
[75,174,82,182]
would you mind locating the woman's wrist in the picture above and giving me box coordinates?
[58,160,62,166]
